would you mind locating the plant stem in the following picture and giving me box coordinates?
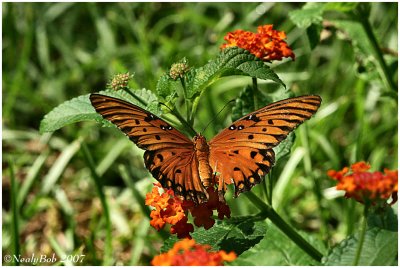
[252,77,259,109]
[352,205,369,266]
[245,191,323,262]
[355,5,397,94]
[124,88,148,107]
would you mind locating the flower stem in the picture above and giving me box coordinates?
[245,191,323,262]
[352,206,369,266]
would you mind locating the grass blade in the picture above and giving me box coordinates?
[81,143,113,265]
[41,137,83,195]
[9,160,20,266]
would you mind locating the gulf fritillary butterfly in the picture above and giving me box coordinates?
[90,94,321,204]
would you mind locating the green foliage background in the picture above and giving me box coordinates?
[2,2,398,266]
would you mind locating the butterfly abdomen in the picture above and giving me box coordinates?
[194,134,213,188]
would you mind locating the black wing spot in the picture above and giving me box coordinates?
[135,119,140,125]
[155,135,161,140]
[156,154,164,162]
[247,114,261,122]
[275,134,286,141]
[248,134,254,140]
[229,125,236,130]
[250,151,257,159]
[233,167,241,171]
[233,150,239,154]
[279,126,292,132]
[238,125,244,130]
[167,126,173,130]
[161,125,166,130]
[268,119,273,124]
[143,128,147,132]
[262,127,267,132]
[176,169,181,173]
[130,136,139,143]
[144,114,155,122]
[171,152,176,156]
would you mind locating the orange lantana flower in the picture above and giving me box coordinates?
[327,161,398,205]
[145,183,231,239]
[151,238,237,266]
[221,24,295,61]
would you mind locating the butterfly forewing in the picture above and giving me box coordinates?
[90,94,208,203]
[209,95,321,196]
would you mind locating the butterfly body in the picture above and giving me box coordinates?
[90,93,321,204]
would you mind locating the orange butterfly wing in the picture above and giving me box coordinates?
[209,95,321,196]
[90,94,208,203]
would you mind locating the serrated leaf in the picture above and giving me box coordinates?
[186,47,285,99]
[289,3,324,29]
[230,223,326,266]
[322,227,398,266]
[39,88,159,133]
[367,206,398,232]
[155,73,180,103]
[274,132,295,162]
[161,216,267,255]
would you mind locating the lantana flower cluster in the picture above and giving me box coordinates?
[221,24,295,61]
[327,161,398,206]
[145,183,231,239]
[151,238,237,266]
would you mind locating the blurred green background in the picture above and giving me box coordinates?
[2,2,397,265]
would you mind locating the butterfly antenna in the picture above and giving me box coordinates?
[201,99,236,134]
[159,102,197,136]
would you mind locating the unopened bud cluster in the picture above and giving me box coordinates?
[108,72,133,91]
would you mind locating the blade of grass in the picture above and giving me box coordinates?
[95,138,130,177]
[9,160,20,266]
[129,218,150,265]
[41,137,83,195]
[54,187,76,251]
[17,150,49,208]
[48,235,73,266]
[272,147,305,211]
[300,125,329,242]
[81,143,113,265]
[118,164,151,217]
[118,164,169,240]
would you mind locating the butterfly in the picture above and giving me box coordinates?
[90,93,321,204]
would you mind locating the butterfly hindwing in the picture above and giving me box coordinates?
[90,94,208,203]
[209,95,321,196]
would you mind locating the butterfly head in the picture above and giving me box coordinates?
[193,134,208,151]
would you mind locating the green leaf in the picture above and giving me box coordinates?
[367,206,398,232]
[161,216,268,255]
[230,223,326,265]
[289,3,324,29]
[322,227,398,266]
[39,88,159,133]
[155,73,180,103]
[232,85,293,121]
[186,47,285,99]
[331,20,374,57]
[324,2,359,12]
[306,23,323,50]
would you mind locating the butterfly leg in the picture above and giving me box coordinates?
[217,174,226,203]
